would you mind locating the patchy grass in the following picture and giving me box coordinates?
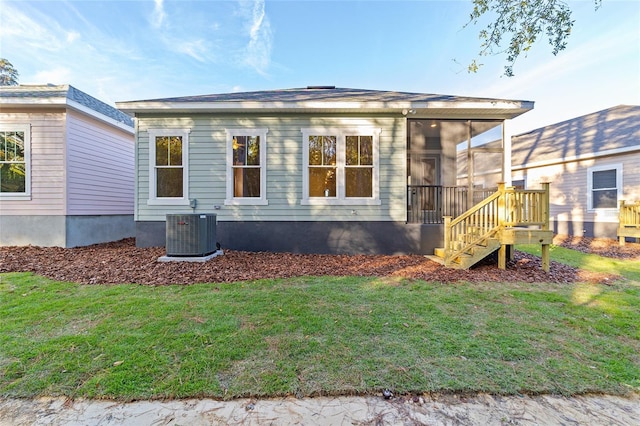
[1,272,639,401]
[518,244,640,282]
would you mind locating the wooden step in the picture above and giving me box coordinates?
[443,238,501,270]
[456,239,501,269]
[434,247,446,258]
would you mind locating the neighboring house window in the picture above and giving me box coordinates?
[587,164,622,210]
[0,124,30,200]
[301,128,381,205]
[148,129,190,205]
[225,129,268,205]
[511,179,525,189]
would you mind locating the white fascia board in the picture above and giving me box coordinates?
[116,100,413,112]
[423,100,533,110]
[116,99,533,118]
[513,145,640,171]
[0,97,67,106]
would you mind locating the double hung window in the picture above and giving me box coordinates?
[0,124,30,199]
[225,129,268,205]
[148,129,190,205]
[588,164,622,210]
[302,128,380,205]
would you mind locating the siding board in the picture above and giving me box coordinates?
[66,110,134,215]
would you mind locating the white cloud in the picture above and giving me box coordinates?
[66,31,80,43]
[32,67,72,85]
[242,0,273,74]
[0,2,66,52]
[151,0,167,28]
[176,39,209,62]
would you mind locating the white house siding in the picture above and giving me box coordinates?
[135,115,407,223]
[0,110,67,215]
[66,110,134,215]
[515,151,640,238]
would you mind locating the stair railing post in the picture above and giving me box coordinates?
[495,182,507,271]
[497,183,506,228]
[542,182,550,231]
[444,216,451,263]
[619,200,626,246]
[541,182,551,272]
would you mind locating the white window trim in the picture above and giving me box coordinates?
[0,123,31,200]
[587,163,623,211]
[147,128,190,206]
[301,127,381,206]
[224,128,269,206]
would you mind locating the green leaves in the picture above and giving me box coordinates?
[465,0,601,76]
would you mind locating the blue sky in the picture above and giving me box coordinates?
[1,0,638,134]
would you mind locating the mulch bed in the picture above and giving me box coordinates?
[2,237,637,286]
[552,234,640,260]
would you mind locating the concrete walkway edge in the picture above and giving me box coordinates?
[1,393,639,425]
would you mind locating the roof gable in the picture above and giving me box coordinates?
[511,105,640,167]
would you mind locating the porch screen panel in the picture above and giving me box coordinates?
[308,135,336,197]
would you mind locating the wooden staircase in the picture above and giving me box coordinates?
[433,183,553,271]
[434,237,500,269]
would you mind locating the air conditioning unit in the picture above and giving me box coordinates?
[166,214,217,257]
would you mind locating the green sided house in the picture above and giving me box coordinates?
[117,86,552,263]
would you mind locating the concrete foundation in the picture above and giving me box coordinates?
[552,219,619,239]
[136,220,444,255]
[0,215,135,247]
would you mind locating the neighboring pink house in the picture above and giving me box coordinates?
[0,84,135,247]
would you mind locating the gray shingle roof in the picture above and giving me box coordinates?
[117,87,534,120]
[511,105,640,167]
[0,84,133,127]
[129,86,522,105]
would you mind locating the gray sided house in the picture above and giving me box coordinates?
[0,84,135,247]
[116,87,533,255]
[459,105,640,239]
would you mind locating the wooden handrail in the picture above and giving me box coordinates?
[619,200,640,228]
[501,184,549,227]
[444,185,503,264]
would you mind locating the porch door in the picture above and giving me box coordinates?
[409,154,440,210]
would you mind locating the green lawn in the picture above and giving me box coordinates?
[518,244,640,282]
[1,268,639,401]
